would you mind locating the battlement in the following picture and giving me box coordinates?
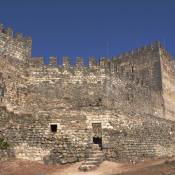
[0,23,32,45]
[29,57,44,66]
[0,22,32,62]
[29,56,112,69]
[29,41,163,69]
[1,22,175,166]
[0,21,165,69]
[112,41,161,60]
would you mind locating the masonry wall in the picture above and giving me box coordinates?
[0,24,32,62]
[0,24,31,113]
[20,42,165,120]
[103,112,175,161]
[110,42,164,117]
[0,106,90,163]
[0,26,166,120]
[0,54,28,113]
[1,106,175,163]
[160,48,175,120]
[1,23,175,163]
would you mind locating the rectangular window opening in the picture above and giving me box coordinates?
[50,124,57,133]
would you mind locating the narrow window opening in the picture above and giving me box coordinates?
[50,124,57,133]
[131,66,134,73]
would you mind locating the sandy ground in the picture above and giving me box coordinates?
[0,158,175,175]
[49,159,166,175]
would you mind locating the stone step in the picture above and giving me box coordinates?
[86,157,102,162]
[89,148,101,151]
[91,148,101,151]
[92,144,99,148]
[89,150,103,154]
[82,160,100,166]
[79,144,104,172]
[89,153,104,158]
[79,164,97,172]
[91,144,101,150]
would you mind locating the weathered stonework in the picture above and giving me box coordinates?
[0,23,175,164]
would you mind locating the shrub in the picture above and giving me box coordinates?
[0,137,9,149]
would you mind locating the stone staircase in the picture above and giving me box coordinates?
[79,144,104,171]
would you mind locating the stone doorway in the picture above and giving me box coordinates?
[93,137,102,149]
[92,123,102,149]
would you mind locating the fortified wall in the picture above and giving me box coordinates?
[5,42,165,117]
[0,23,175,163]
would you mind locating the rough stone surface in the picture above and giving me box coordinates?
[0,23,175,164]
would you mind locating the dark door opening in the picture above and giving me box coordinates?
[50,124,57,133]
[93,137,102,149]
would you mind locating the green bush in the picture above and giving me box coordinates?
[0,137,9,149]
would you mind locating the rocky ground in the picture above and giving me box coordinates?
[1,158,175,175]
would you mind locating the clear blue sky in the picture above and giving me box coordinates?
[0,0,175,64]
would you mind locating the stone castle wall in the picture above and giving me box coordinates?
[0,23,31,113]
[0,24,167,119]
[160,48,175,120]
[0,23,32,62]
[103,113,175,161]
[20,42,164,119]
[0,23,175,163]
[1,106,175,163]
[0,54,28,113]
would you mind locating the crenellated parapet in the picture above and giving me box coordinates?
[0,22,164,76]
[29,56,110,69]
[0,23,32,45]
[49,56,57,66]
[28,41,162,68]
[63,57,71,68]
[113,41,161,61]
[99,57,110,68]
[76,57,83,67]
[0,22,32,62]
[89,57,97,68]
[28,41,163,72]
[26,40,171,93]
[29,57,44,66]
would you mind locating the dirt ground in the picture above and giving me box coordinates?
[1,158,175,175]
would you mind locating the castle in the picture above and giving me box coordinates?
[1,23,175,165]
